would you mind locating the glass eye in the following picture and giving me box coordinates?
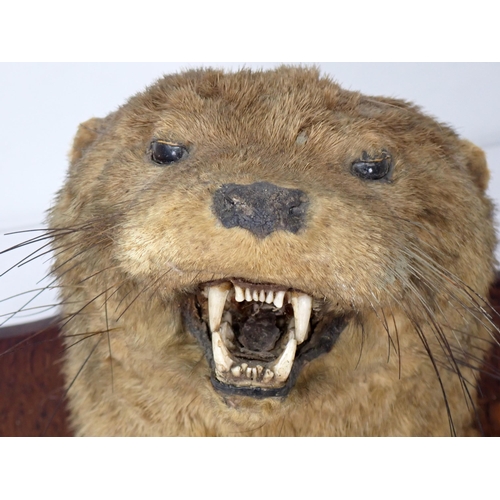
[150,140,188,165]
[351,150,392,180]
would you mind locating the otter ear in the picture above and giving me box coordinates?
[70,117,104,163]
[460,139,490,192]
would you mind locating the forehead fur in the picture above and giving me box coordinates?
[115,66,458,154]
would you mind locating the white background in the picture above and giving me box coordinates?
[1,63,500,325]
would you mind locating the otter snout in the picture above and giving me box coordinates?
[212,182,309,238]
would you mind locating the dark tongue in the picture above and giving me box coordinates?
[237,311,282,352]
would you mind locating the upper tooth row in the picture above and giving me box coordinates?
[234,285,286,308]
[207,282,312,346]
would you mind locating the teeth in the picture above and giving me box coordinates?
[207,282,313,387]
[229,363,271,382]
[208,283,231,333]
[229,284,294,308]
[222,311,233,327]
[234,285,245,302]
[271,336,297,382]
[212,330,233,374]
[263,369,274,383]
[273,290,286,308]
[220,322,235,349]
[290,292,312,344]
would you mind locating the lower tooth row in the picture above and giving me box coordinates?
[231,363,274,382]
[213,322,297,386]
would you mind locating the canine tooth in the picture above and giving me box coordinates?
[208,283,231,333]
[212,330,233,373]
[274,291,286,308]
[263,369,274,383]
[271,336,297,382]
[241,363,248,371]
[252,290,259,302]
[291,292,312,344]
[220,321,235,343]
[245,288,252,302]
[256,365,263,376]
[259,290,266,302]
[222,311,232,324]
[231,366,242,377]
[265,291,274,304]
[234,285,245,302]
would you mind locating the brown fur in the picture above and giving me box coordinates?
[49,66,497,436]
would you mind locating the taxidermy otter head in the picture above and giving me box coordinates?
[48,66,496,436]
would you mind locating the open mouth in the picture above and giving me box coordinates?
[182,279,348,398]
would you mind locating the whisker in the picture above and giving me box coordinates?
[409,249,500,345]
[402,304,457,436]
[0,241,53,277]
[58,283,120,331]
[388,304,402,379]
[42,336,103,436]
[0,286,61,303]
[61,328,118,352]
[354,317,366,370]
[0,275,60,327]
[104,287,114,393]
[115,269,173,322]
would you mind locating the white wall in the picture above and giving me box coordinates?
[1,63,500,325]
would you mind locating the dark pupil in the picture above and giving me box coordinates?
[152,141,185,164]
[351,151,391,180]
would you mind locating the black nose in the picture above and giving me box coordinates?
[212,182,309,238]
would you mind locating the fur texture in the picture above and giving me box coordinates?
[49,66,496,436]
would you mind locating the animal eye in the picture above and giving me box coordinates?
[351,150,392,180]
[150,140,188,165]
